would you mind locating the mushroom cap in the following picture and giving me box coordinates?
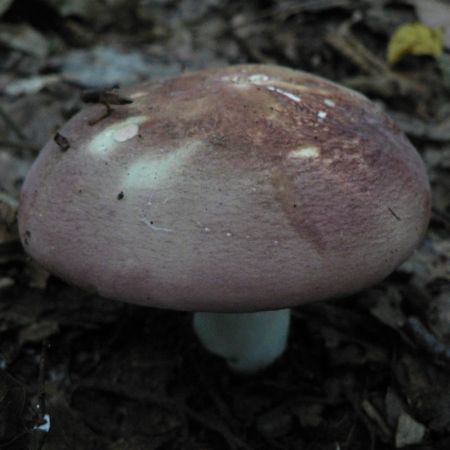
[18,65,431,312]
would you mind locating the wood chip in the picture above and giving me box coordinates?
[395,413,426,448]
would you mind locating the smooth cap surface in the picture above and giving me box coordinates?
[18,65,431,312]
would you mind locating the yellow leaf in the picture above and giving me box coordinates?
[387,22,443,65]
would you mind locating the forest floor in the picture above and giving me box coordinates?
[0,0,449,449]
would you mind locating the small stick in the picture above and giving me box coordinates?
[0,105,28,142]
[81,89,133,126]
[361,399,392,439]
[404,317,450,362]
[0,139,39,152]
[388,207,401,221]
[54,132,70,151]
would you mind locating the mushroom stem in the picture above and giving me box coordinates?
[193,309,291,373]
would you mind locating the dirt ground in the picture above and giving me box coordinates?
[1,0,450,449]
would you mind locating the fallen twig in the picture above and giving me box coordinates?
[81,89,133,126]
[0,105,28,142]
[325,25,427,97]
[404,317,450,363]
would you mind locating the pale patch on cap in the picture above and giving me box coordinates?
[223,75,308,103]
[130,91,148,99]
[247,74,271,84]
[221,74,245,84]
[288,146,320,159]
[221,71,272,85]
[88,116,147,156]
[114,123,140,142]
[123,141,201,189]
[324,99,335,107]
[267,86,301,103]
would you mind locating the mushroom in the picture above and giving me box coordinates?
[18,65,431,373]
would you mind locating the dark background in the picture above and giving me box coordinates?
[0,0,449,449]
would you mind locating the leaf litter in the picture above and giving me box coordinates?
[0,1,449,449]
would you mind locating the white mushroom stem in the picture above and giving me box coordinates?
[193,309,291,373]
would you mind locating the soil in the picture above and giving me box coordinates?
[0,1,449,449]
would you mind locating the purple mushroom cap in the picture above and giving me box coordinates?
[18,65,431,312]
